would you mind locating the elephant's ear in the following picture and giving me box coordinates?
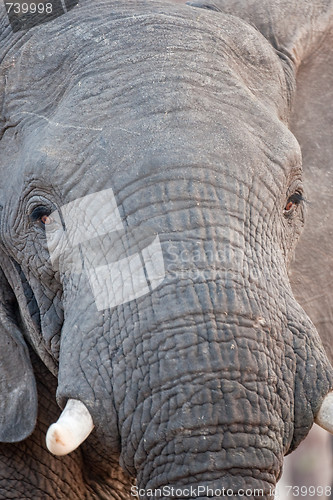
[0,266,37,442]
[186,0,333,70]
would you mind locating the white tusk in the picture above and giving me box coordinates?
[46,399,94,456]
[315,391,333,434]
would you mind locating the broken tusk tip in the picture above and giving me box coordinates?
[315,391,333,435]
[46,423,73,456]
[45,399,94,456]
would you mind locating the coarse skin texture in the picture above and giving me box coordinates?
[0,0,333,498]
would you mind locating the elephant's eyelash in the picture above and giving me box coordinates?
[289,192,305,204]
[284,191,306,216]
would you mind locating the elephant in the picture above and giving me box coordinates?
[0,0,333,498]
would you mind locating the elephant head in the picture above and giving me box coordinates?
[0,0,333,497]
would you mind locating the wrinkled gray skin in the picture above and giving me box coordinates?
[0,0,333,498]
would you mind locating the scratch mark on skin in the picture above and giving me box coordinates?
[15,111,103,132]
[118,127,141,136]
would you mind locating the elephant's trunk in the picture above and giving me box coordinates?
[52,219,333,494]
[45,391,333,497]
[128,367,333,499]
[130,371,282,498]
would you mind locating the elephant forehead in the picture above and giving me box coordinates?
[0,1,300,203]
[3,92,300,210]
[0,85,301,219]
[2,0,288,126]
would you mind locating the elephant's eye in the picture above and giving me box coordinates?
[284,192,304,217]
[30,206,55,229]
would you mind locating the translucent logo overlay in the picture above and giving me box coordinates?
[45,188,165,311]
